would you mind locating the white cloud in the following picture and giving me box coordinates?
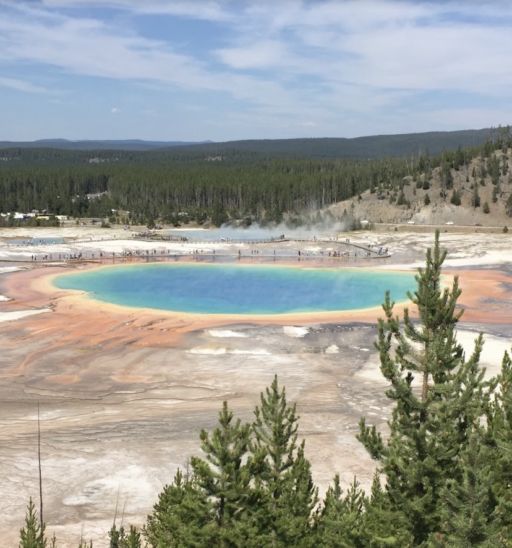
[111,106,120,114]
[215,40,290,70]
[336,24,512,94]
[230,1,512,96]
[0,76,49,94]
[40,0,233,21]
[245,0,432,32]
[1,0,512,137]
[0,4,306,116]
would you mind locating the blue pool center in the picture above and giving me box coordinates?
[54,263,415,315]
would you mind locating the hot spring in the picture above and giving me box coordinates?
[54,263,415,315]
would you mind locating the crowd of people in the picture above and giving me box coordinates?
[11,238,390,264]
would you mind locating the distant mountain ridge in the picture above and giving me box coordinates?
[0,127,508,157]
[173,128,499,158]
[0,139,210,151]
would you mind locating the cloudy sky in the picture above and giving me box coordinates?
[1,0,512,141]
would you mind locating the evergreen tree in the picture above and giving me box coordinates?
[145,468,212,547]
[358,232,488,544]
[435,435,496,546]
[123,526,142,548]
[396,190,407,205]
[315,476,365,547]
[506,194,512,217]
[110,523,142,548]
[250,376,317,546]
[19,498,47,548]
[486,351,512,542]
[146,382,317,547]
[190,401,254,545]
[441,161,454,189]
[109,522,124,548]
[450,190,461,206]
[360,473,413,546]
[472,185,481,207]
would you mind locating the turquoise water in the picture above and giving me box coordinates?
[54,263,415,315]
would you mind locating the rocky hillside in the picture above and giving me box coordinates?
[329,147,512,227]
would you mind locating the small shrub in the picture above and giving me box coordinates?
[450,191,461,206]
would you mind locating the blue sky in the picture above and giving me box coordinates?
[1,0,512,141]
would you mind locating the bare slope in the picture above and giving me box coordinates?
[329,148,512,226]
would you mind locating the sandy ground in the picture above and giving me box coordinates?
[1,227,512,546]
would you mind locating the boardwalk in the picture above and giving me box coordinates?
[0,234,390,264]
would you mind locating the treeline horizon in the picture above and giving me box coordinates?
[0,125,506,156]
[1,128,511,227]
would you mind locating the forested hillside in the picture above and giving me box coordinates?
[1,128,511,227]
[331,133,512,226]
[171,127,496,159]
[0,151,416,226]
